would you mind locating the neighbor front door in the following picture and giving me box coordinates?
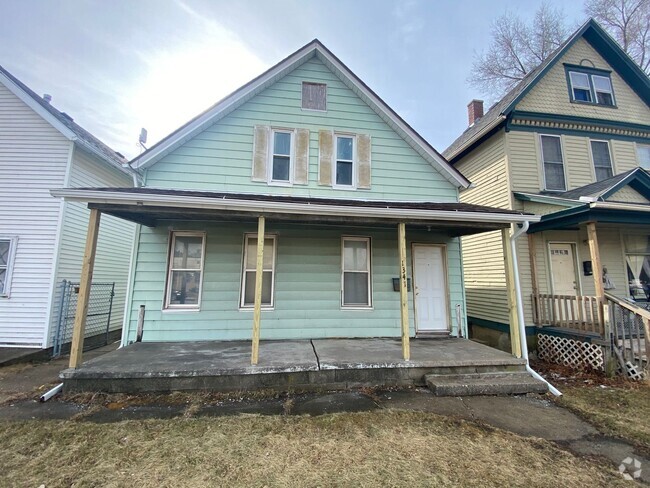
[412,244,449,333]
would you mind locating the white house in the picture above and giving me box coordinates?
[0,64,135,350]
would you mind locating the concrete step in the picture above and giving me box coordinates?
[424,372,548,397]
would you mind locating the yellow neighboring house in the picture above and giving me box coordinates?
[444,19,650,355]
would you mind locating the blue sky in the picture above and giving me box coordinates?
[0,0,586,159]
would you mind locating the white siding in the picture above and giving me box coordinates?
[0,82,70,347]
[48,147,134,346]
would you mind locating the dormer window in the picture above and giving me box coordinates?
[565,65,616,107]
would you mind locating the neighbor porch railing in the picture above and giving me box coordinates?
[531,293,602,335]
[604,293,649,376]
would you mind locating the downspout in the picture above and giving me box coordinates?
[510,221,562,396]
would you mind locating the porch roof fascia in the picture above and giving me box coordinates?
[50,188,539,225]
[528,200,650,233]
[513,192,582,208]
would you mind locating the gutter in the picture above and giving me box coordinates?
[50,189,540,225]
[509,221,562,396]
[590,201,650,212]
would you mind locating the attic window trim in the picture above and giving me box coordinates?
[301,82,327,112]
[564,65,617,108]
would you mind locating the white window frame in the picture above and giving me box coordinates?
[592,75,615,106]
[636,143,650,170]
[589,139,614,182]
[301,82,327,112]
[569,71,592,103]
[341,236,372,309]
[163,231,206,311]
[0,237,18,297]
[539,134,567,192]
[240,233,277,310]
[333,134,357,190]
[268,128,294,186]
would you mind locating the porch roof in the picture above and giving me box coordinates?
[528,200,650,233]
[51,187,538,236]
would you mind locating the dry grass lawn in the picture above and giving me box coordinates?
[558,383,650,451]
[1,410,628,487]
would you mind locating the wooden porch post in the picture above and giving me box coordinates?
[69,208,101,369]
[502,227,522,358]
[398,223,410,361]
[251,216,265,365]
[586,222,605,331]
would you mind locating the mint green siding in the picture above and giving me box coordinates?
[144,58,459,202]
[125,223,466,343]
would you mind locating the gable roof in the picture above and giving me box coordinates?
[444,18,650,162]
[129,39,470,189]
[0,64,131,175]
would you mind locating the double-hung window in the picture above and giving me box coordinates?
[270,130,293,184]
[590,140,614,181]
[165,232,205,309]
[342,237,371,308]
[0,237,17,297]
[567,67,615,107]
[335,135,355,188]
[540,135,566,191]
[637,144,650,170]
[240,234,276,308]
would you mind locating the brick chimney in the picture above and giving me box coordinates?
[467,99,484,126]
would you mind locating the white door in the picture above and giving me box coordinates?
[413,244,449,332]
[549,243,578,295]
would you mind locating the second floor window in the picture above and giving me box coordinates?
[540,135,566,192]
[638,144,650,170]
[335,135,355,187]
[270,130,292,184]
[590,140,613,181]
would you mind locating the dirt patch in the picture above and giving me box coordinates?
[0,410,629,487]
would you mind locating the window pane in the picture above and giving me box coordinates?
[0,269,5,294]
[336,161,353,186]
[243,270,273,305]
[544,163,566,191]
[596,91,613,105]
[169,270,201,305]
[541,136,563,163]
[569,72,590,89]
[344,240,368,271]
[573,88,592,102]
[626,254,650,300]
[592,75,612,92]
[272,155,290,181]
[246,238,274,269]
[172,236,203,269]
[273,132,291,156]
[0,241,9,267]
[344,272,369,305]
[590,141,612,177]
[595,166,613,181]
[336,137,353,160]
[638,145,650,169]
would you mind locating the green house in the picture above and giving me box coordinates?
[55,40,534,361]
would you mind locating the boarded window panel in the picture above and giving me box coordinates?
[302,82,327,111]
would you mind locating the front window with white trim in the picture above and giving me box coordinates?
[637,144,650,170]
[240,234,276,308]
[0,237,17,296]
[165,232,205,309]
[269,130,293,184]
[569,72,592,102]
[335,135,355,188]
[342,237,371,307]
[540,135,566,191]
[590,140,613,181]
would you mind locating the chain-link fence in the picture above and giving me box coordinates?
[52,280,115,357]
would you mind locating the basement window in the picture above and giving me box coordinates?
[301,82,327,111]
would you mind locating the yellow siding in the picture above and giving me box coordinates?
[516,38,650,125]
[608,186,649,203]
[455,131,510,324]
[563,136,593,188]
[522,201,570,216]
[507,131,541,193]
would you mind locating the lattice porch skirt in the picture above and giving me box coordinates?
[537,333,604,371]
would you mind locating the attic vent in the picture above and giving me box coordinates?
[60,112,73,122]
[302,82,327,111]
